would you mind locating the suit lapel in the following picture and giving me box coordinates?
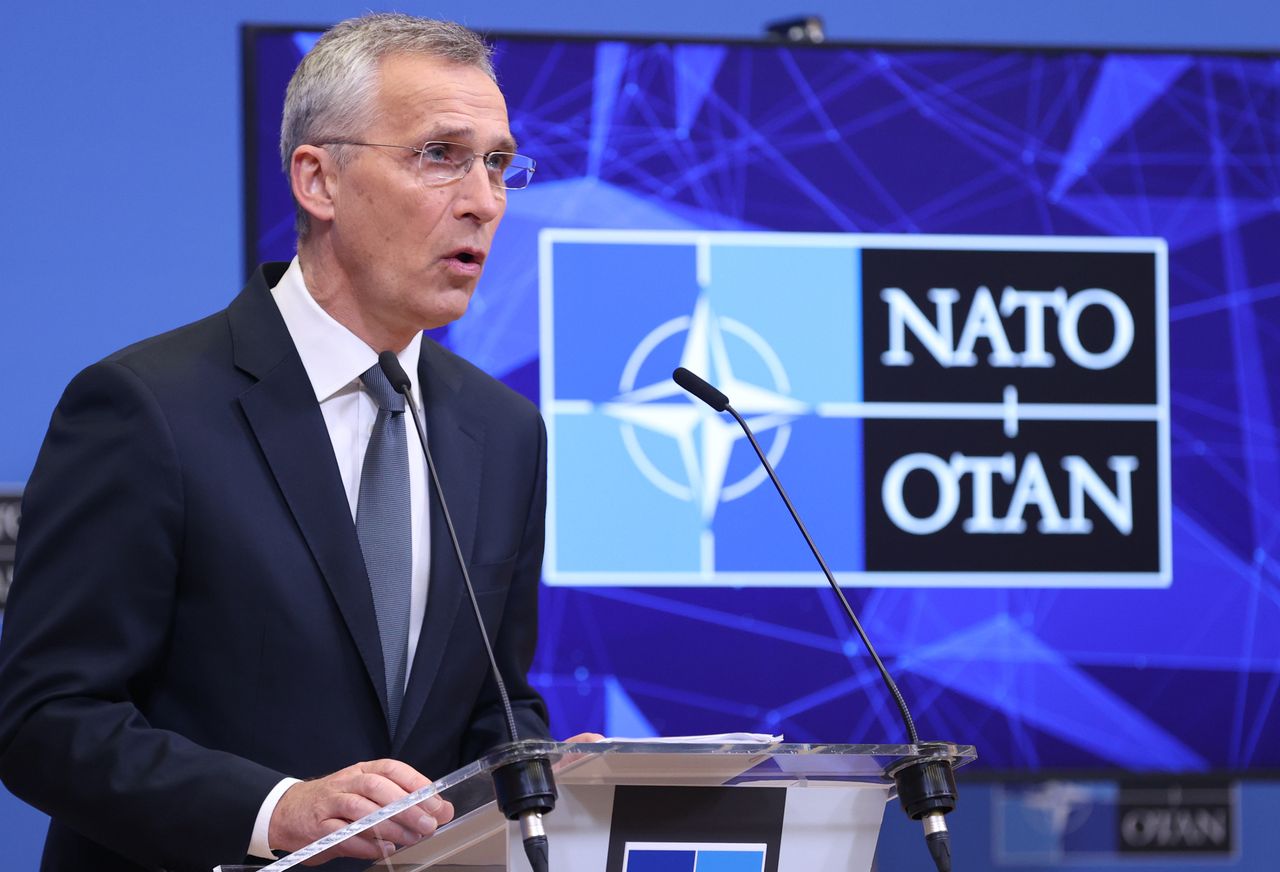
[394,341,485,754]
[229,267,391,729]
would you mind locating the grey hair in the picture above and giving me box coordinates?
[280,13,497,239]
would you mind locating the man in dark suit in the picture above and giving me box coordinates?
[0,14,590,872]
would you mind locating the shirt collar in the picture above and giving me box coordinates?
[270,257,423,403]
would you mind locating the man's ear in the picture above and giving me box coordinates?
[290,145,337,227]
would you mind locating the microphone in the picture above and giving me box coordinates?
[379,351,556,872]
[672,365,958,872]
[672,367,728,411]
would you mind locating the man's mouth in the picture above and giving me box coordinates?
[448,248,485,265]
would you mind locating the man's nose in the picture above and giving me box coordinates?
[454,159,504,222]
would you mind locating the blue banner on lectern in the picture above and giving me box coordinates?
[622,843,767,872]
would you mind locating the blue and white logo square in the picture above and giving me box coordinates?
[622,841,767,872]
[995,782,1119,863]
[540,230,864,586]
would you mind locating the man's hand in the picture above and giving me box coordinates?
[268,759,454,862]
[563,732,605,743]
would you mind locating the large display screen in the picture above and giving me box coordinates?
[245,28,1280,774]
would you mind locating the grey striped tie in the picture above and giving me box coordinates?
[356,363,412,736]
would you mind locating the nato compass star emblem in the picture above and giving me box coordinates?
[601,293,808,522]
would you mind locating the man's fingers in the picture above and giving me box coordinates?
[338,766,442,836]
[306,815,422,859]
[346,771,411,810]
[368,819,428,848]
[358,758,432,793]
[337,805,424,846]
[269,759,448,858]
[563,732,605,743]
[429,797,456,826]
[353,759,450,822]
[307,830,402,863]
[331,785,434,842]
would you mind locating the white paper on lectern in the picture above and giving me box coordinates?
[599,732,784,743]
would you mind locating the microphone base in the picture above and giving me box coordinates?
[892,747,958,872]
[493,755,558,820]
[494,757,557,872]
[893,751,957,820]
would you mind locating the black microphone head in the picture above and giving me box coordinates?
[672,367,730,412]
[378,350,413,395]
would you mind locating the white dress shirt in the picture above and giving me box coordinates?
[247,257,432,858]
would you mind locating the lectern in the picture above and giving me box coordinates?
[217,739,975,872]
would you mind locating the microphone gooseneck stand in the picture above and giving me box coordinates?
[672,366,959,872]
[379,351,556,872]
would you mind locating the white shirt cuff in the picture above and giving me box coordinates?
[248,777,303,859]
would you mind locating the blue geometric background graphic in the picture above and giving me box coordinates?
[242,35,1280,773]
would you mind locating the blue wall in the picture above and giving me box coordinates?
[2,0,1278,482]
[1,2,1276,869]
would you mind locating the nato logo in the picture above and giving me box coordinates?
[995,781,1121,862]
[994,781,1236,861]
[539,230,1169,588]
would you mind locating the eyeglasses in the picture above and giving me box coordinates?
[318,140,536,190]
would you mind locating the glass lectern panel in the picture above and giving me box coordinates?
[215,740,974,872]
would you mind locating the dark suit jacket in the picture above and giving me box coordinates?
[0,263,550,872]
